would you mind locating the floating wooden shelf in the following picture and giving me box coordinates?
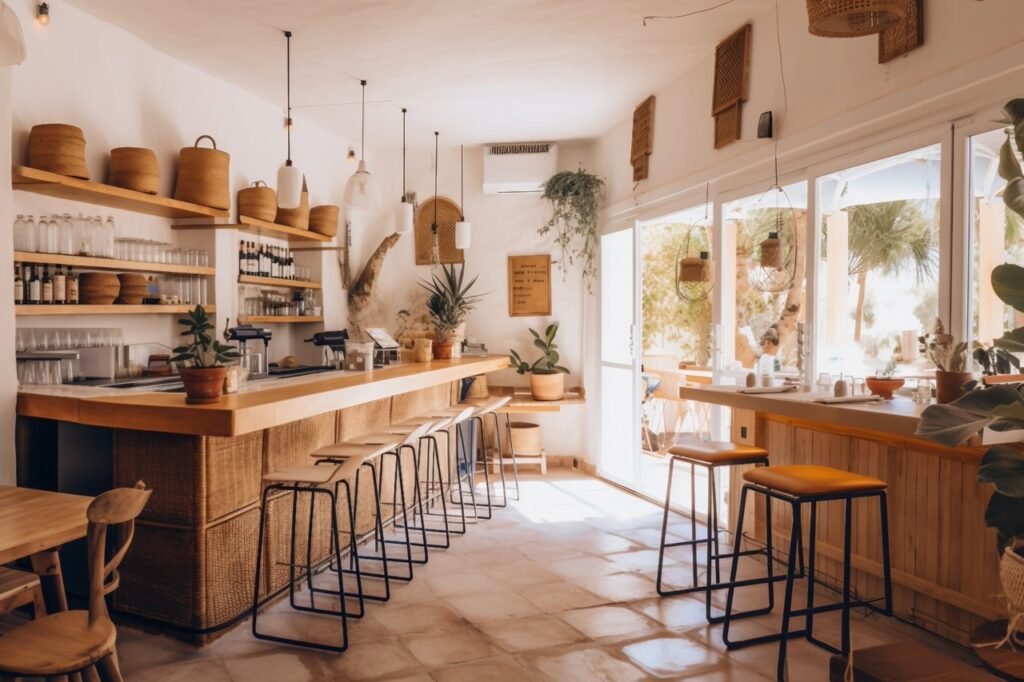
[236,316,323,325]
[16,304,216,316]
[15,252,215,276]
[237,275,321,290]
[12,166,229,220]
[173,215,331,242]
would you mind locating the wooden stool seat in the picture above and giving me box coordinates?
[262,460,363,485]
[0,567,44,617]
[0,610,115,676]
[828,641,1000,681]
[310,442,396,460]
[744,464,886,497]
[669,441,769,466]
[348,433,405,448]
[472,395,512,415]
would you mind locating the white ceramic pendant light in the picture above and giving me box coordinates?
[454,144,471,250]
[395,107,413,234]
[343,79,380,211]
[276,31,303,210]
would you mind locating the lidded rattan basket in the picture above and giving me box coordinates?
[309,205,339,238]
[28,123,90,179]
[805,0,904,37]
[109,147,160,195]
[237,181,277,223]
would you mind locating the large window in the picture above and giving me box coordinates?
[723,182,808,373]
[816,144,941,377]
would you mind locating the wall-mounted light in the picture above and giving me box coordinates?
[37,2,49,25]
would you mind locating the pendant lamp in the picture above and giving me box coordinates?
[343,79,380,211]
[430,131,441,265]
[0,1,26,66]
[805,0,904,37]
[276,31,303,210]
[454,144,471,250]
[395,107,414,234]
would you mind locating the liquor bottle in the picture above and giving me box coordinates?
[41,266,53,304]
[238,241,245,274]
[250,242,257,275]
[27,266,40,304]
[53,265,66,304]
[66,267,79,304]
[14,264,23,305]
[261,245,269,278]
[273,247,280,279]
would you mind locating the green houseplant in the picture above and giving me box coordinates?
[419,264,483,360]
[171,305,239,404]
[540,169,604,294]
[510,322,570,400]
[918,318,970,403]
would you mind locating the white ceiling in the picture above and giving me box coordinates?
[66,0,765,147]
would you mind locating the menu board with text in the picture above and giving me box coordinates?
[508,254,552,317]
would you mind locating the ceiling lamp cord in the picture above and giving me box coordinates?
[402,108,407,200]
[285,30,292,164]
[359,79,367,161]
[643,0,734,26]
[459,144,465,220]
[431,131,440,265]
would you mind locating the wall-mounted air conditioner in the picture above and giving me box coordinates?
[482,142,558,195]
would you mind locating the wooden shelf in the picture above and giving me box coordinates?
[16,304,217,316]
[238,275,321,290]
[173,215,331,242]
[237,316,323,325]
[14,252,215,276]
[12,166,229,220]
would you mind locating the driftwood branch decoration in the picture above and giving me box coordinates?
[347,233,401,332]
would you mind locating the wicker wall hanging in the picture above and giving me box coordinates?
[806,0,904,38]
[414,196,464,265]
[878,0,923,63]
[712,24,751,150]
[631,95,655,182]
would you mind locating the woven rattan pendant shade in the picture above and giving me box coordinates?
[806,0,904,37]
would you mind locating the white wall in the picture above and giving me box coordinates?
[1,64,14,485]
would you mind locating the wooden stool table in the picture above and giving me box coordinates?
[0,486,93,613]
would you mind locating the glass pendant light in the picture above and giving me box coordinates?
[454,144,471,250]
[276,31,303,210]
[395,107,414,234]
[343,79,380,211]
[430,131,440,265]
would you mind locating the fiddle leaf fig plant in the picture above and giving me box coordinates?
[540,169,604,293]
[510,322,570,376]
[171,305,239,368]
[998,98,1024,222]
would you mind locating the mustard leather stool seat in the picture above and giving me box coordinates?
[743,465,886,497]
[668,441,769,466]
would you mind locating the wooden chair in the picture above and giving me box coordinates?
[0,568,46,620]
[0,482,151,682]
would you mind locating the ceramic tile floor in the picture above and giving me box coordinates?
[102,470,968,681]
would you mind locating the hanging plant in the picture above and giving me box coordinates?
[540,169,605,293]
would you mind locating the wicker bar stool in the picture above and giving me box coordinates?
[309,440,404,602]
[721,465,893,682]
[657,440,784,624]
[252,457,364,652]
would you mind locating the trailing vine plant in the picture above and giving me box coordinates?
[540,169,605,293]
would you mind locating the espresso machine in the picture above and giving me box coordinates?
[305,330,349,369]
[226,324,272,376]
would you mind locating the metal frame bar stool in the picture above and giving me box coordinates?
[467,395,517,508]
[657,441,786,624]
[252,457,364,652]
[310,440,402,602]
[721,464,893,682]
[421,405,485,524]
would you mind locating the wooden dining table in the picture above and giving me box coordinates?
[0,485,93,612]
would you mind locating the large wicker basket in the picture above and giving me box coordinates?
[805,0,904,37]
[275,178,309,230]
[238,181,277,223]
[309,204,339,238]
[28,123,89,179]
[1001,548,1024,643]
[174,135,230,210]
[109,147,160,195]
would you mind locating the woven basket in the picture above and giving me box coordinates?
[28,123,89,179]
[805,0,905,37]
[116,273,148,304]
[275,177,309,229]
[80,272,120,304]
[109,147,160,194]
[174,135,230,210]
[309,204,340,238]
[237,181,277,223]
[1002,548,1024,614]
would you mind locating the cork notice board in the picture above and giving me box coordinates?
[508,255,552,317]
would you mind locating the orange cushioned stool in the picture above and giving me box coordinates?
[721,465,893,682]
[657,440,792,625]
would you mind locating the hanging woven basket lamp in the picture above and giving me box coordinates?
[675,222,714,303]
[805,0,905,38]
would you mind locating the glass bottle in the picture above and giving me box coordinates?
[13,215,25,252]
[13,263,23,305]
[66,267,79,304]
[41,266,53,304]
[59,214,74,255]
[27,266,41,304]
[53,265,66,304]
[104,217,116,258]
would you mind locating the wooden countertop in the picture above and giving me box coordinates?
[18,356,508,437]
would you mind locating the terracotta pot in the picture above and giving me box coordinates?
[433,340,455,360]
[935,370,972,404]
[530,372,565,401]
[865,377,904,400]
[178,366,227,405]
[508,421,542,454]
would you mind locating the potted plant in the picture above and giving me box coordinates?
[171,305,239,404]
[919,318,970,403]
[420,264,483,360]
[540,169,604,293]
[509,322,570,401]
[866,358,905,400]
[976,344,1024,385]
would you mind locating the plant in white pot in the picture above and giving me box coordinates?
[510,322,570,401]
[171,305,239,404]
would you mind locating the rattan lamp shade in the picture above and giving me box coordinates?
[806,0,905,37]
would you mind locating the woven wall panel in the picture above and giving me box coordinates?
[205,431,263,523]
[878,0,923,63]
[714,103,742,149]
[206,506,260,625]
[712,24,752,115]
[338,397,392,440]
[630,95,656,162]
[114,430,203,527]
[263,412,338,475]
[114,523,199,630]
[415,196,464,265]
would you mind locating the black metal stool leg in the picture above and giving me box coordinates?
[776,498,802,681]
[505,413,521,500]
[251,485,273,642]
[879,491,893,616]
[489,411,509,507]
[656,456,676,595]
[841,497,853,656]
[806,500,817,639]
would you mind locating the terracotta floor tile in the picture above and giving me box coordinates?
[446,590,542,623]
[576,572,659,602]
[518,645,648,682]
[324,636,422,680]
[480,614,587,652]
[429,654,538,682]
[373,601,469,634]
[558,605,663,641]
[519,581,610,612]
[426,571,504,597]
[401,625,500,667]
[619,635,723,678]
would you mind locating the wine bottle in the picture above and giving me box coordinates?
[14,264,23,305]
[53,265,66,304]
[41,266,53,304]
[66,267,79,304]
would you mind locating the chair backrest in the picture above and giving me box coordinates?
[450,406,476,425]
[403,421,433,445]
[86,481,151,626]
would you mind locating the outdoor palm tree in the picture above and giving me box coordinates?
[846,199,938,341]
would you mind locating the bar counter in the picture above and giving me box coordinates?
[679,384,1001,646]
[15,356,508,643]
